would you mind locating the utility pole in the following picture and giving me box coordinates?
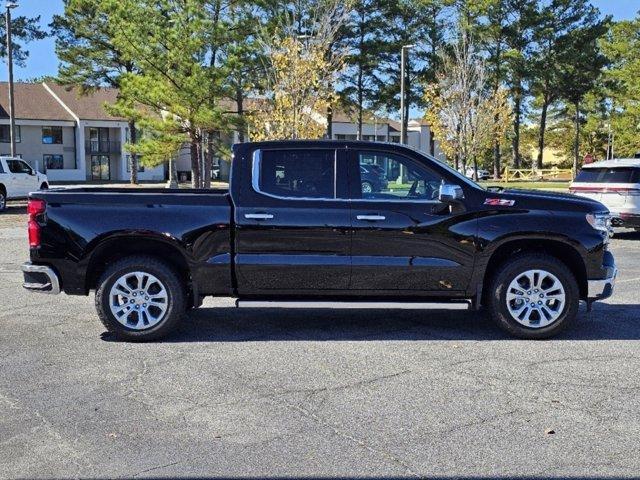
[398,45,413,184]
[5,1,18,157]
[399,44,414,145]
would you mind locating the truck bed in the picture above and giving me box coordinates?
[29,187,234,296]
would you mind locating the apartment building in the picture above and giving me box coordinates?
[0,82,444,184]
[0,82,164,182]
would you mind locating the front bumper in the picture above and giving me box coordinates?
[22,262,60,294]
[587,267,617,301]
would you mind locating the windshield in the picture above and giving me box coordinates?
[575,167,640,183]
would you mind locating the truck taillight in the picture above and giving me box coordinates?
[27,198,46,248]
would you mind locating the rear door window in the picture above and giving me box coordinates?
[256,149,336,199]
[575,167,640,183]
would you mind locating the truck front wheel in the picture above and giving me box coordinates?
[95,255,186,341]
[488,253,579,339]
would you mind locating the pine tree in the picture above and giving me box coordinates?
[557,14,610,172]
[600,16,640,158]
[0,11,46,66]
[51,0,142,184]
[531,0,607,169]
[103,0,236,188]
[336,0,385,138]
[371,0,449,140]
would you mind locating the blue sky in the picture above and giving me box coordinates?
[0,0,638,82]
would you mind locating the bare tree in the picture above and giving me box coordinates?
[424,31,510,179]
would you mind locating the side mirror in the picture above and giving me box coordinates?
[439,183,464,203]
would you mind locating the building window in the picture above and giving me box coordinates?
[125,155,144,173]
[42,126,63,144]
[0,125,21,143]
[44,154,64,170]
[334,134,357,140]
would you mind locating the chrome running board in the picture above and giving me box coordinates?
[236,300,471,310]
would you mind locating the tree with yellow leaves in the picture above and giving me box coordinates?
[249,0,349,140]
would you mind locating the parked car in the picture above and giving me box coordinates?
[22,140,616,341]
[570,158,640,231]
[360,164,388,194]
[465,166,491,180]
[0,156,49,212]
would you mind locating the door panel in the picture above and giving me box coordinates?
[20,160,39,192]
[349,149,476,293]
[5,159,31,196]
[235,147,352,293]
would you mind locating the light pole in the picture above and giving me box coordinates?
[5,1,18,157]
[400,44,414,146]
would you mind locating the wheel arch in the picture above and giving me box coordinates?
[85,235,193,299]
[481,238,588,302]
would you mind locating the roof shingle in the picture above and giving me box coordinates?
[0,82,75,121]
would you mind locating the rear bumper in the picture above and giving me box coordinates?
[22,262,60,294]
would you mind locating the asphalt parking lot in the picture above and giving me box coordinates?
[1,201,640,479]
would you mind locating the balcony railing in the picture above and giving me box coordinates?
[85,140,121,154]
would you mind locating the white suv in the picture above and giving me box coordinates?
[570,158,640,230]
[0,157,49,212]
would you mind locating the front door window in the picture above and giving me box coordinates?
[356,151,443,201]
[91,155,110,180]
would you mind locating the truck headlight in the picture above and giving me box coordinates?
[586,213,612,234]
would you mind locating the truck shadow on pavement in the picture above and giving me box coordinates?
[613,229,640,240]
[129,302,640,343]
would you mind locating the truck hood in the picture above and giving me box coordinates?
[491,188,608,213]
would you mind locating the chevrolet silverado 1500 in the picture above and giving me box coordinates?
[22,140,617,340]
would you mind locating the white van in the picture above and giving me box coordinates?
[570,158,640,230]
[0,157,49,212]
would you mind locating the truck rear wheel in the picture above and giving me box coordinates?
[488,253,579,339]
[95,255,186,341]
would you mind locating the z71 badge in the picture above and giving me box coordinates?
[484,198,516,207]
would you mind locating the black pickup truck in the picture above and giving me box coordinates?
[22,140,617,341]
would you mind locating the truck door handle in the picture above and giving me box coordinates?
[245,213,274,220]
[356,215,386,221]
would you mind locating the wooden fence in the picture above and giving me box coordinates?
[502,167,575,182]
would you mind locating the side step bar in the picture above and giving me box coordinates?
[236,300,471,310]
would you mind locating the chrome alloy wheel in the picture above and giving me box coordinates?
[506,269,566,328]
[0,193,5,210]
[109,271,169,330]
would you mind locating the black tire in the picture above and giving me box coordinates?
[0,188,6,212]
[487,253,579,339]
[95,255,186,341]
[39,182,49,190]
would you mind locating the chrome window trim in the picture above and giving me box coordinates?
[251,148,442,204]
